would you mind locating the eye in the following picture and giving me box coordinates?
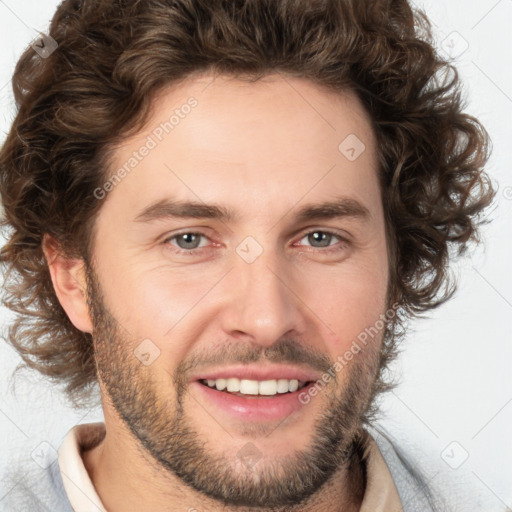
[164,232,210,252]
[296,230,347,252]
[162,229,348,256]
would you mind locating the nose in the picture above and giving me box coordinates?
[218,250,307,348]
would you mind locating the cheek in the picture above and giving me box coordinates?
[299,260,389,353]
[98,257,228,359]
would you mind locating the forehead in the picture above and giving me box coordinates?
[100,72,380,226]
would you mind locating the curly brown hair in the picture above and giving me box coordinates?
[0,0,495,407]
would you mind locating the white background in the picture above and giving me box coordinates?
[0,0,510,510]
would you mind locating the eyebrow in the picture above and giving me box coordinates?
[133,196,370,224]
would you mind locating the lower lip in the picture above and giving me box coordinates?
[191,381,314,421]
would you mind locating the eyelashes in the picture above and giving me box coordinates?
[163,229,349,256]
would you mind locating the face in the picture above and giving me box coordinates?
[84,72,391,507]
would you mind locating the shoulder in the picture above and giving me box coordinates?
[1,457,73,512]
[365,425,444,512]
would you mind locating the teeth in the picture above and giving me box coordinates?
[276,379,290,393]
[240,379,259,395]
[226,378,240,392]
[258,380,277,395]
[202,378,306,396]
[289,379,299,392]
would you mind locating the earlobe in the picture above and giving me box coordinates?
[42,234,93,334]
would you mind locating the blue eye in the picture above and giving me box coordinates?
[165,232,209,252]
[299,230,341,248]
[162,229,348,256]
[294,229,349,254]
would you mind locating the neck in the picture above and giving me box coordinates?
[82,423,368,512]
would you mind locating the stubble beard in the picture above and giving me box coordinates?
[84,262,389,510]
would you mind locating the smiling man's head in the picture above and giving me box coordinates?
[67,75,393,507]
[0,0,494,510]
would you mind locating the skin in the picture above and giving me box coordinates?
[44,72,390,511]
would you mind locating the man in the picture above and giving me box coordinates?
[0,0,494,510]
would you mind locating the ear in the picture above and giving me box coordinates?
[42,234,93,333]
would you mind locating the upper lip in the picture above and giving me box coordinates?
[191,364,321,383]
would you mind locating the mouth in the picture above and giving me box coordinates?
[198,377,311,397]
[191,368,320,421]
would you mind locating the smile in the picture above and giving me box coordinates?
[199,377,309,396]
[193,378,316,421]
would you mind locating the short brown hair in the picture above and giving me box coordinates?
[0,0,495,406]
